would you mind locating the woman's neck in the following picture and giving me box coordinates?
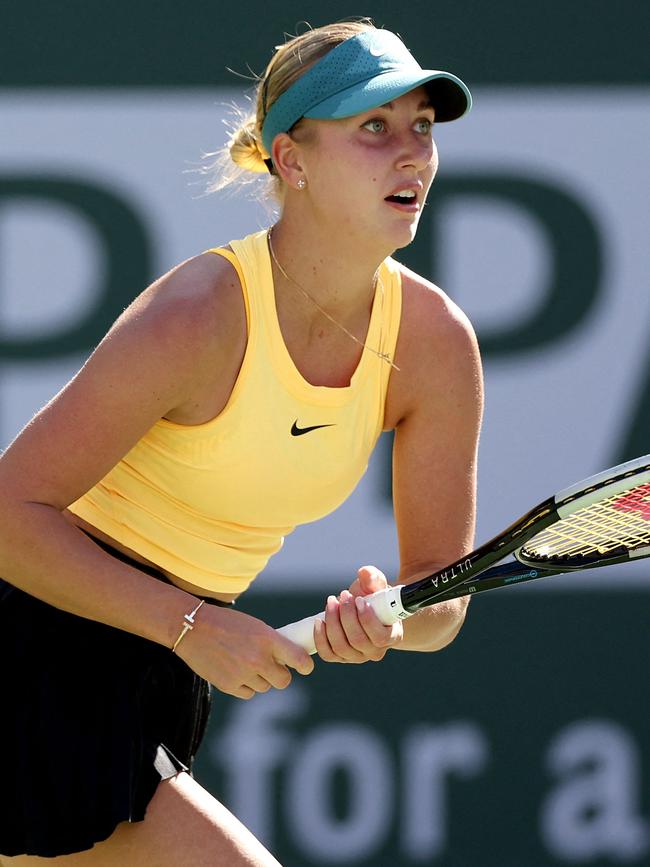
[269,214,390,318]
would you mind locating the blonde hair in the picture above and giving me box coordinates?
[204,19,376,199]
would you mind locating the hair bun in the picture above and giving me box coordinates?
[229,120,270,175]
[205,20,373,196]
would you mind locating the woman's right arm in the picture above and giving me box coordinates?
[0,253,313,698]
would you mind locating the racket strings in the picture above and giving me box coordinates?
[523,483,650,561]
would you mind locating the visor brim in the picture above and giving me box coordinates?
[303,69,472,124]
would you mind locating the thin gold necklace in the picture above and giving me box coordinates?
[267,227,399,370]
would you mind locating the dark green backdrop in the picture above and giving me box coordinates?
[2,0,649,87]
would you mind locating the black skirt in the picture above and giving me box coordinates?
[0,539,225,858]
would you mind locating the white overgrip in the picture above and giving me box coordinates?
[277,585,409,654]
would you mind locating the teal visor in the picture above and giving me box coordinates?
[261,29,472,157]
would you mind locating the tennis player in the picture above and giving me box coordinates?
[0,19,483,866]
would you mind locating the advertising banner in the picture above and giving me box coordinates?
[2,87,649,585]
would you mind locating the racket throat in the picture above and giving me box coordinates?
[400,557,477,613]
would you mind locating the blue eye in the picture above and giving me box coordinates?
[363,119,386,133]
[415,119,433,134]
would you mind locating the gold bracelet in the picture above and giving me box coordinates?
[171,599,205,653]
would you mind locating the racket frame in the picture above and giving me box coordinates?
[276,455,650,653]
[399,455,650,614]
[432,541,650,604]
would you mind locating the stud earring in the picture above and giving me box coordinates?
[297,178,306,190]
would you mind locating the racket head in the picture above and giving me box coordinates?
[400,454,650,613]
[516,463,650,570]
[554,453,650,507]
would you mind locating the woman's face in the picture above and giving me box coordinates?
[293,85,438,251]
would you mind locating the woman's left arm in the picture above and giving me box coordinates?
[389,275,484,651]
[314,273,484,661]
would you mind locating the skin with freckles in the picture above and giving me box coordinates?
[281,87,438,257]
[269,88,438,314]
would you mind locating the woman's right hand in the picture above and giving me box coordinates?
[175,604,315,699]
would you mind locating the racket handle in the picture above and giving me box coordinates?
[277,585,409,654]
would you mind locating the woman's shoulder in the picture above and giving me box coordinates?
[132,249,242,323]
[119,249,246,355]
[393,261,477,353]
[385,262,483,428]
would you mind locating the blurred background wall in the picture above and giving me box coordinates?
[2,2,649,864]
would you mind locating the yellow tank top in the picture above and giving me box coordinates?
[68,230,403,593]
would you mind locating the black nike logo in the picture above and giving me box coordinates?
[291,420,335,437]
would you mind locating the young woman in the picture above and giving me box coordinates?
[0,20,483,867]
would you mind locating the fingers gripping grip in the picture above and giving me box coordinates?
[277,585,409,654]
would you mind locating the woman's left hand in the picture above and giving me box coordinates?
[313,565,403,663]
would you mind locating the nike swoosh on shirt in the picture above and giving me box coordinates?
[291,421,336,437]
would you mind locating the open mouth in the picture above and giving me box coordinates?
[385,191,418,205]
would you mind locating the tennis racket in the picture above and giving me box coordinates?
[278,454,650,653]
